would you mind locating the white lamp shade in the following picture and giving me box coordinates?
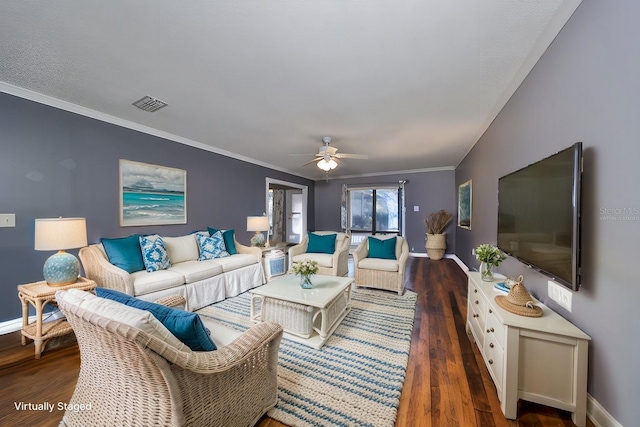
[34,217,88,251]
[247,216,269,232]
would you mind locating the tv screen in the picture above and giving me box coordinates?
[497,142,582,290]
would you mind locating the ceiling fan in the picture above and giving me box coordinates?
[300,137,368,171]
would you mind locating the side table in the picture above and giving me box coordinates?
[17,277,96,359]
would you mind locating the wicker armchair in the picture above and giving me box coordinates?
[57,293,283,427]
[288,231,350,277]
[353,235,410,295]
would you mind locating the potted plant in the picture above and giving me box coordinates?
[291,258,319,289]
[425,210,453,260]
[474,243,507,281]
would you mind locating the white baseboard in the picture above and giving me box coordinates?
[587,394,622,427]
[0,310,63,335]
[409,252,470,272]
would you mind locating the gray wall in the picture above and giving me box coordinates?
[455,0,640,424]
[0,92,314,322]
[314,170,456,254]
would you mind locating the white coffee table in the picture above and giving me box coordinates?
[249,274,354,349]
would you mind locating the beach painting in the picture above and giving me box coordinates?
[119,160,186,226]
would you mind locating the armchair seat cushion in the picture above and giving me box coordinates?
[292,253,333,268]
[169,260,223,284]
[200,317,243,348]
[358,257,399,272]
[131,269,185,296]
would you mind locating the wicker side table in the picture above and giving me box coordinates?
[17,277,96,359]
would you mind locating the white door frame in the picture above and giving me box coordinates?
[265,178,308,242]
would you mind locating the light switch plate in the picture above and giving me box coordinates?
[413,206,419,212]
[0,214,15,227]
[548,280,572,312]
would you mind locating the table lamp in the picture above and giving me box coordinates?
[34,217,88,287]
[247,216,269,247]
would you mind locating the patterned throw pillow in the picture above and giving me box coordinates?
[196,231,230,260]
[139,235,172,272]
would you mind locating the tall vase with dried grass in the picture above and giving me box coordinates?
[425,210,453,260]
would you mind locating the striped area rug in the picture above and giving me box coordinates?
[197,288,417,427]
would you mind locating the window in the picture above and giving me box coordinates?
[347,187,401,234]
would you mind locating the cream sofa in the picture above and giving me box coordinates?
[79,234,265,312]
[288,231,350,277]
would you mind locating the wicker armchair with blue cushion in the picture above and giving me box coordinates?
[288,231,350,277]
[56,289,282,427]
[353,235,410,295]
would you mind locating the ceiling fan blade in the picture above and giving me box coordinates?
[301,158,320,166]
[335,153,369,159]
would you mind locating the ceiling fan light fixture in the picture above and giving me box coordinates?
[317,159,337,171]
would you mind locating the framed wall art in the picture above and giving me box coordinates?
[458,179,472,229]
[119,159,187,226]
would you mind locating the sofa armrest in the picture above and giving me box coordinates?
[352,239,368,266]
[234,238,262,262]
[79,245,134,295]
[155,295,187,310]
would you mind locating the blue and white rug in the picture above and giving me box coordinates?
[197,288,417,427]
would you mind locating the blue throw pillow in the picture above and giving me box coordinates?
[208,227,238,255]
[139,235,171,272]
[368,236,397,260]
[95,288,216,351]
[196,231,229,260]
[307,232,337,254]
[101,235,145,273]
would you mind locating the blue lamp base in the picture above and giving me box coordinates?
[43,250,80,287]
[250,232,266,247]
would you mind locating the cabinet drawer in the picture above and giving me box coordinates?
[485,309,506,349]
[483,336,505,396]
[469,303,484,346]
[469,283,487,324]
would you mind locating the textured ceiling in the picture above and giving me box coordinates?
[0,1,581,180]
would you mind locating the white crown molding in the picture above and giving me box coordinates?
[322,166,456,181]
[0,82,317,180]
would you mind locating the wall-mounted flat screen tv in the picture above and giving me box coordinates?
[497,142,582,291]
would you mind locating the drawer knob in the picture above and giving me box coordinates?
[488,359,494,365]
[487,329,491,333]
[474,289,478,293]
[489,309,493,314]
[474,314,479,318]
[475,300,479,304]
[490,327,495,332]
[489,343,494,348]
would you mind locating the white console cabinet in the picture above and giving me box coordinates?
[466,272,591,426]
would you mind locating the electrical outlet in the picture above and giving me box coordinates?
[471,248,475,256]
[548,280,572,312]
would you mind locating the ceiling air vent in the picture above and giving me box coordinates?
[132,96,168,112]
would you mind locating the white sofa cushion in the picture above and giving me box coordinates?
[169,260,223,284]
[211,254,258,273]
[358,257,399,272]
[163,235,199,264]
[292,253,333,268]
[131,269,185,296]
[57,289,190,352]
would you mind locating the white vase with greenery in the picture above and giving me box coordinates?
[474,244,506,281]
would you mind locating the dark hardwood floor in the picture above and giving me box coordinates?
[0,257,593,426]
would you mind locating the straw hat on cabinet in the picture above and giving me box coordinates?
[495,276,543,317]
